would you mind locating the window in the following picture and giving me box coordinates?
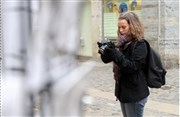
[103,0,142,39]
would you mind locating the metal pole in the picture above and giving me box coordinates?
[158,0,161,51]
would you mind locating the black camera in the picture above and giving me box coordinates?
[97,39,115,54]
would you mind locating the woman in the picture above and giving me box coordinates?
[100,12,149,117]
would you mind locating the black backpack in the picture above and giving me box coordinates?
[134,40,167,88]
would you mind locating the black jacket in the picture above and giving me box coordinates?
[101,40,149,103]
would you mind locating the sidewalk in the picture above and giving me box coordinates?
[82,60,179,117]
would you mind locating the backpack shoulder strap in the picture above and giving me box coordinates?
[131,40,138,53]
[143,39,151,51]
[132,39,148,52]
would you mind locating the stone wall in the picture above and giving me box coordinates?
[141,1,159,48]
[91,0,103,59]
[141,0,179,69]
[163,0,179,68]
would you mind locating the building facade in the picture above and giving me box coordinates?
[78,0,179,68]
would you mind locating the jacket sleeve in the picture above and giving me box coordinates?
[110,41,147,73]
[100,54,112,63]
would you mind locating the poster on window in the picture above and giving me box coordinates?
[103,0,142,38]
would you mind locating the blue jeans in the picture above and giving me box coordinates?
[120,97,148,117]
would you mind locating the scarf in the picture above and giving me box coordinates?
[113,35,132,81]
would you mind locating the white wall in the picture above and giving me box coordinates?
[78,1,92,57]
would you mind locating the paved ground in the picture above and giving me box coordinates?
[81,60,179,117]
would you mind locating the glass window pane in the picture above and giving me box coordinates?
[103,0,142,39]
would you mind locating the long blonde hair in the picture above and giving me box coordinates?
[117,12,144,40]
